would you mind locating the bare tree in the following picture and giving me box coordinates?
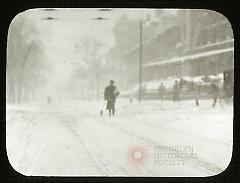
[7,14,48,104]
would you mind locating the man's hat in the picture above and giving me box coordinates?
[110,80,114,84]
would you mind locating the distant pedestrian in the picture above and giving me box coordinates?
[158,82,165,101]
[179,78,184,90]
[173,80,180,101]
[192,82,201,106]
[104,80,120,116]
[47,96,52,105]
[210,80,222,107]
[223,82,233,103]
[129,95,133,103]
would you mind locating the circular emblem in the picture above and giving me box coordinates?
[128,145,148,165]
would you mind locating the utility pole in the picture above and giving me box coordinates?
[139,20,143,103]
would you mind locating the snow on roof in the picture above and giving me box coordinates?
[194,39,233,50]
[129,73,224,93]
[207,74,224,85]
[216,73,224,79]
[144,47,234,67]
[132,76,180,91]
[145,80,162,90]
[208,73,223,80]
[182,76,192,81]
[191,76,204,83]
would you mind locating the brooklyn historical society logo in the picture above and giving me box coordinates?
[127,144,199,166]
[127,145,149,165]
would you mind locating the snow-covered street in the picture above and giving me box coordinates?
[6,98,233,176]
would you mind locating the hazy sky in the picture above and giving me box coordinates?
[21,8,161,50]
[11,8,177,96]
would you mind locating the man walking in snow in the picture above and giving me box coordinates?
[104,80,119,116]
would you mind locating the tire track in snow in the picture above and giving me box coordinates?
[54,102,223,176]
[132,119,231,148]
[27,111,51,175]
[13,112,45,174]
[68,108,221,174]
[60,114,109,176]
[96,117,224,175]
[59,111,158,176]
[75,124,146,176]
[59,112,151,176]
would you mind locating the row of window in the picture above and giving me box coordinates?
[143,52,233,81]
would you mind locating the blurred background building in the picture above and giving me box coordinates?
[104,9,233,99]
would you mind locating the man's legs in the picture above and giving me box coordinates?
[106,100,111,116]
[112,103,115,116]
[109,101,116,116]
[108,100,114,116]
[109,109,111,116]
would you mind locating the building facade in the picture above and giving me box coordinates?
[126,10,233,84]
